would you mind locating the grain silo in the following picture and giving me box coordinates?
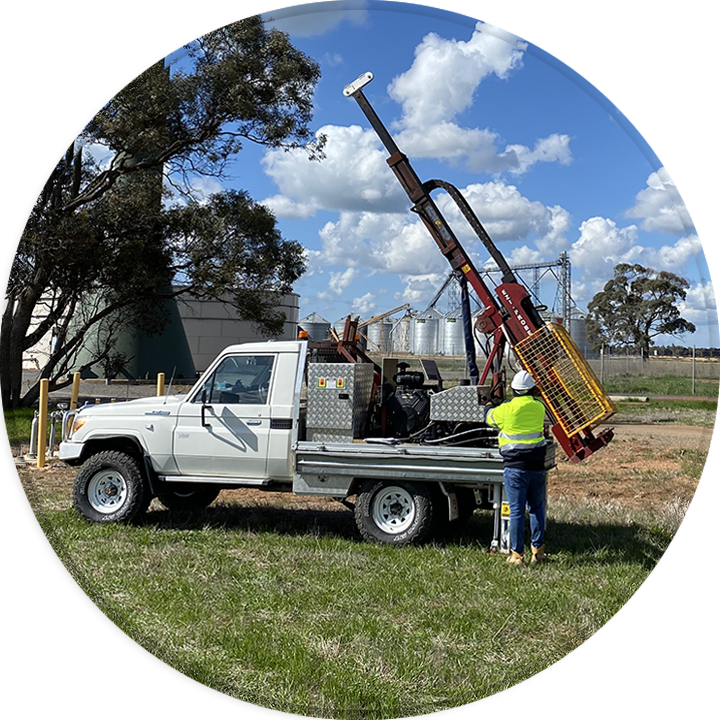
[413,307,442,356]
[299,312,331,341]
[366,317,394,352]
[442,306,465,356]
[570,309,596,357]
[333,316,352,340]
[391,312,414,354]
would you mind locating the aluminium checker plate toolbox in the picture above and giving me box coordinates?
[306,363,375,443]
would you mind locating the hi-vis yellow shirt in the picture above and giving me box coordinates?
[485,395,546,452]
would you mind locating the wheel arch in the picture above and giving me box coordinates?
[80,434,146,463]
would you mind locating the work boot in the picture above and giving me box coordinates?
[530,545,546,565]
[506,550,524,565]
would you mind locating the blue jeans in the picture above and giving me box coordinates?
[503,467,546,554]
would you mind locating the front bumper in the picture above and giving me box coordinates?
[58,441,84,463]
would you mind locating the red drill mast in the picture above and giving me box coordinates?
[344,72,614,462]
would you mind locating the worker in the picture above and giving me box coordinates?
[484,370,547,565]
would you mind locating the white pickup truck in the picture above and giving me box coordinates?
[60,340,555,547]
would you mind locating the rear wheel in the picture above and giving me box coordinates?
[73,450,150,524]
[354,480,435,546]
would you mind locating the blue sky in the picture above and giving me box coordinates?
[171,0,715,348]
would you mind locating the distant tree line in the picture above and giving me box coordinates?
[600,345,720,359]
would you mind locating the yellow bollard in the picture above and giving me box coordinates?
[69,372,81,410]
[157,372,165,397]
[37,379,49,468]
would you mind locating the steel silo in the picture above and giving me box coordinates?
[570,310,595,357]
[413,307,442,355]
[366,317,393,352]
[299,312,331,341]
[391,312,414,354]
[442,306,465,356]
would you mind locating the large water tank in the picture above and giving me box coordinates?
[72,287,196,380]
[413,307,442,355]
[299,312,331,341]
[442,307,465,356]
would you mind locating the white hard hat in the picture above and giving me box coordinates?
[511,370,536,391]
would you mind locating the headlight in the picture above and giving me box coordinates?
[70,417,86,437]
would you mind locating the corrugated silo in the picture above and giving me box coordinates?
[366,317,393,352]
[391,312,414,354]
[299,312,331,341]
[442,306,465,356]
[570,310,596,357]
[333,316,351,340]
[413,307,442,356]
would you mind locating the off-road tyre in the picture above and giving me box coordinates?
[354,480,435,546]
[157,483,220,512]
[73,450,150,524]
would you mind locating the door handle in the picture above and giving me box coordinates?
[246,419,262,426]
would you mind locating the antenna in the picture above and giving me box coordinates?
[163,366,177,404]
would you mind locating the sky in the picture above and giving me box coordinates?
[156,0,716,348]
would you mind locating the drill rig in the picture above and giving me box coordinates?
[344,72,615,463]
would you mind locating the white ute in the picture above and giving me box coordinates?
[61,340,554,547]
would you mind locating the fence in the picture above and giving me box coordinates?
[587,356,720,380]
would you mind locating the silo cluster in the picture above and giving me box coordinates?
[324,304,592,360]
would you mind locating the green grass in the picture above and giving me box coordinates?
[613,398,717,426]
[23,484,676,719]
[602,373,718,398]
[5,408,36,446]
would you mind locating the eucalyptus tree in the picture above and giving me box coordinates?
[2,17,320,407]
[586,263,696,357]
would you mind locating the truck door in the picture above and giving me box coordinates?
[173,353,276,478]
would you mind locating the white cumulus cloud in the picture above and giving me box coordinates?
[261,124,406,218]
[387,22,526,128]
[351,292,376,316]
[569,217,641,278]
[625,168,694,235]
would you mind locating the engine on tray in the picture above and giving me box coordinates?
[382,361,498,448]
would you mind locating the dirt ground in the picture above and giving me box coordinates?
[15,423,708,517]
[548,424,708,510]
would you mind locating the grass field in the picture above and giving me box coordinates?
[15,418,703,719]
[22,474,679,719]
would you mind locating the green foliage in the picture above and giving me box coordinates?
[2,16,320,408]
[586,263,696,355]
[166,189,306,335]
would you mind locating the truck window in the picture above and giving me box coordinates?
[193,355,275,405]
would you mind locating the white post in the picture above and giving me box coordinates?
[692,346,696,395]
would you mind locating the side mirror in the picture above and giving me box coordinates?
[201,389,211,427]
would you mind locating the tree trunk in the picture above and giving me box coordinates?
[1,286,44,408]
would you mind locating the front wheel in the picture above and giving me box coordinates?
[73,450,150,524]
[354,480,435,546]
